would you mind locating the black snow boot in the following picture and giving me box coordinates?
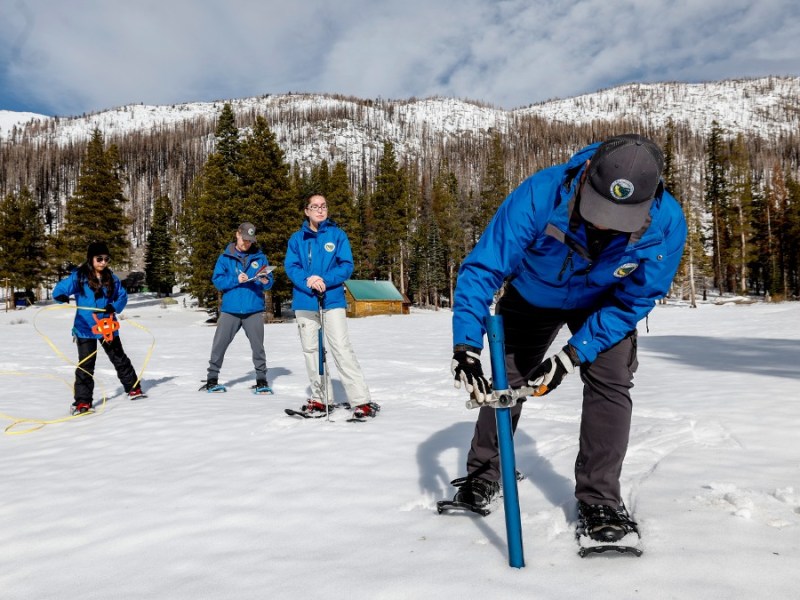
[577,501,639,542]
[451,476,500,509]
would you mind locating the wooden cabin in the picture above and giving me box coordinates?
[344,280,410,317]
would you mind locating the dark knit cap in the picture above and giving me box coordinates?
[86,241,111,262]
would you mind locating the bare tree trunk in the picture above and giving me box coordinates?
[264,290,274,322]
[448,261,455,308]
[737,203,747,294]
[398,243,405,294]
[688,243,697,308]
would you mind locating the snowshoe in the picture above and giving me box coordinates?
[128,387,146,400]
[437,476,500,516]
[199,379,226,393]
[576,501,642,557]
[71,401,93,415]
[284,399,349,419]
[252,379,273,395]
[349,401,381,422]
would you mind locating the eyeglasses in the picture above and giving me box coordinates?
[94,255,111,263]
[307,204,327,212]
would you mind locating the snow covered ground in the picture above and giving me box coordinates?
[1,296,798,599]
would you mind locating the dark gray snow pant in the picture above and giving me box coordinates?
[465,285,638,509]
[206,311,267,381]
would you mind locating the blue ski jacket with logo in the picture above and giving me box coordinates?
[453,142,688,364]
[53,268,128,339]
[285,219,354,311]
[212,243,273,315]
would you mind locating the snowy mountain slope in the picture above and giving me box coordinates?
[518,77,800,140]
[2,76,797,149]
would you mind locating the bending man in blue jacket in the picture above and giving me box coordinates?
[200,222,274,394]
[448,134,687,544]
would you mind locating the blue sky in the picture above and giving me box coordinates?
[2,0,799,117]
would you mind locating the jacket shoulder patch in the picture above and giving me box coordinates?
[613,262,639,278]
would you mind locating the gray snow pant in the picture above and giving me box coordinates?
[206,311,267,381]
[465,285,638,509]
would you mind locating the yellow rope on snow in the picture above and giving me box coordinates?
[0,303,156,434]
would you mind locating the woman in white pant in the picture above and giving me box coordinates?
[284,194,378,419]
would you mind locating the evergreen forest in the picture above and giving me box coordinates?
[1,82,800,311]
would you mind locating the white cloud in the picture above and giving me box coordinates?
[1,0,799,115]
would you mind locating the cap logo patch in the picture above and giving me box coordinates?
[247,227,255,236]
[610,179,635,200]
[324,242,336,252]
[613,262,639,278]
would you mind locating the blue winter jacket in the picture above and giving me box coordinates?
[453,142,688,364]
[53,268,128,339]
[285,219,354,311]
[212,243,274,315]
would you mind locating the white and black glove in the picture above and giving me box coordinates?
[527,345,581,396]
[452,346,491,404]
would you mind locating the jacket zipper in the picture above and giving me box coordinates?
[558,250,574,281]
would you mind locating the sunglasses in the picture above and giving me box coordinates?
[94,255,111,263]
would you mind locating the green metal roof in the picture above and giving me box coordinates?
[345,279,404,301]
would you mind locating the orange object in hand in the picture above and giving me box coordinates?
[531,384,549,397]
[91,313,120,342]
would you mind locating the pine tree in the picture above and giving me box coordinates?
[144,194,176,295]
[409,203,446,307]
[180,104,241,309]
[237,115,294,316]
[782,175,800,297]
[475,132,509,236]
[431,161,463,306]
[753,165,789,299]
[729,134,754,294]
[356,188,377,278]
[0,187,47,294]
[397,163,423,294]
[704,121,731,293]
[55,128,131,269]
[326,161,357,238]
[371,141,406,283]
[215,104,240,170]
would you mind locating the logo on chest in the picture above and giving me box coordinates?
[324,242,336,252]
[613,262,639,278]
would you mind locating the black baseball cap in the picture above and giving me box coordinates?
[578,134,664,233]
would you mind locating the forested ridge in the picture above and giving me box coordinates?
[1,76,799,307]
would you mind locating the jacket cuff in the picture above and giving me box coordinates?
[453,344,481,354]
[562,344,582,367]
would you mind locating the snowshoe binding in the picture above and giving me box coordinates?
[576,501,642,557]
[349,401,381,422]
[71,401,93,415]
[252,379,273,395]
[128,386,146,400]
[284,399,345,419]
[437,476,500,517]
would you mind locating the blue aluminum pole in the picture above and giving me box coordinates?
[317,293,331,420]
[486,314,525,568]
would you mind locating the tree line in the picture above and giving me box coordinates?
[1,102,800,311]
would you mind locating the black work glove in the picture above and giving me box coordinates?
[104,303,116,315]
[54,295,69,303]
[527,345,580,396]
[452,346,491,404]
